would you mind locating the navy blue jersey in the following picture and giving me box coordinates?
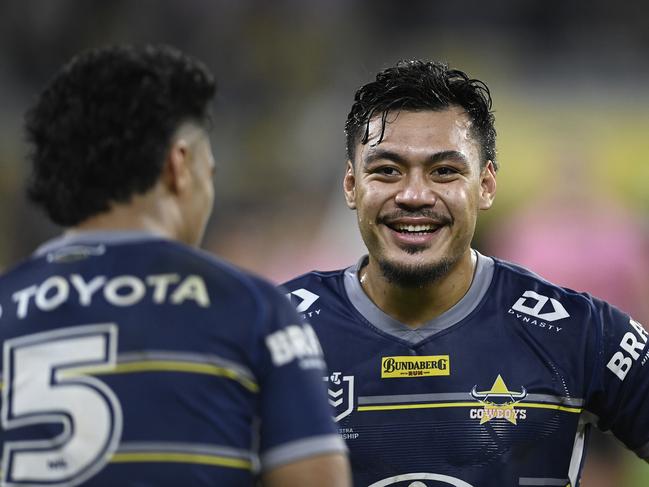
[0,232,344,487]
[281,251,649,487]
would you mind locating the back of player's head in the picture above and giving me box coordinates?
[345,60,497,170]
[25,44,217,226]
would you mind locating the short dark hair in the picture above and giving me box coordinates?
[345,60,497,170]
[25,44,217,226]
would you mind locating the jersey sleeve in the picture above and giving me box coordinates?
[586,301,649,459]
[251,282,346,472]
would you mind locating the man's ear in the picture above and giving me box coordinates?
[163,138,191,195]
[343,160,357,210]
[478,160,497,210]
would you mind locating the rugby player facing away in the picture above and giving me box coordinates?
[0,45,350,487]
[282,61,649,486]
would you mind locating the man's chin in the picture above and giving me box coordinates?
[396,243,429,255]
[378,257,453,288]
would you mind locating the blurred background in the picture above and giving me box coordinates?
[1,1,648,484]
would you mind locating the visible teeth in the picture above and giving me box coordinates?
[395,224,435,232]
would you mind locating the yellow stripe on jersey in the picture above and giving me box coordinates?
[358,401,477,411]
[110,452,252,470]
[522,402,582,414]
[61,361,259,393]
[358,401,582,414]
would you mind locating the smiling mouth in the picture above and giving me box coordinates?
[385,222,443,235]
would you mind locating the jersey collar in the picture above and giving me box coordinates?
[343,249,495,343]
[33,230,169,258]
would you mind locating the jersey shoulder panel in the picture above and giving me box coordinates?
[492,256,605,358]
[493,256,602,321]
[120,239,285,313]
[280,268,347,290]
[142,240,276,295]
[280,268,349,317]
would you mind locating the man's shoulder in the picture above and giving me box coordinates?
[280,267,348,291]
[491,256,610,319]
[138,240,287,305]
[280,267,350,317]
[152,240,264,283]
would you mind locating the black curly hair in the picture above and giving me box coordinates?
[25,44,217,226]
[345,60,497,170]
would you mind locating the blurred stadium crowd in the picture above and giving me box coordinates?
[1,1,648,484]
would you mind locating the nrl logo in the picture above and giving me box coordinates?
[324,372,354,422]
[470,375,528,425]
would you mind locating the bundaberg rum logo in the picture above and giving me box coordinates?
[381,356,450,378]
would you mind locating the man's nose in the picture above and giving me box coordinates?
[394,173,437,208]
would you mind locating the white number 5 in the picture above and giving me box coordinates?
[2,324,123,486]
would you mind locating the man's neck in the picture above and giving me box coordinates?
[359,250,476,328]
[70,189,179,241]
[71,211,171,238]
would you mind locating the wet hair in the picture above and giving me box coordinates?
[25,44,216,226]
[344,60,497,169]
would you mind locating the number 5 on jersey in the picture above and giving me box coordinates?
[2,324,123,487]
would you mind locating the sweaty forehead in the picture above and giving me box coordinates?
[362,107,478,160]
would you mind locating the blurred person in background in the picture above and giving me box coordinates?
[282,60,649,486]
[0,45,350,487]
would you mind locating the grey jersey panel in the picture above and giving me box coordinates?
[343,250,494,343]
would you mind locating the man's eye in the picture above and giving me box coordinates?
[434,167,458,176]
[376,166,400,176]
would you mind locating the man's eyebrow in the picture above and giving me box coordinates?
[428,150,470,166]
[362,148,470,166]
[362,148,407,166]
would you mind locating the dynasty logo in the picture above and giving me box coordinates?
[470,375,528,425]
[381,355,450,378]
